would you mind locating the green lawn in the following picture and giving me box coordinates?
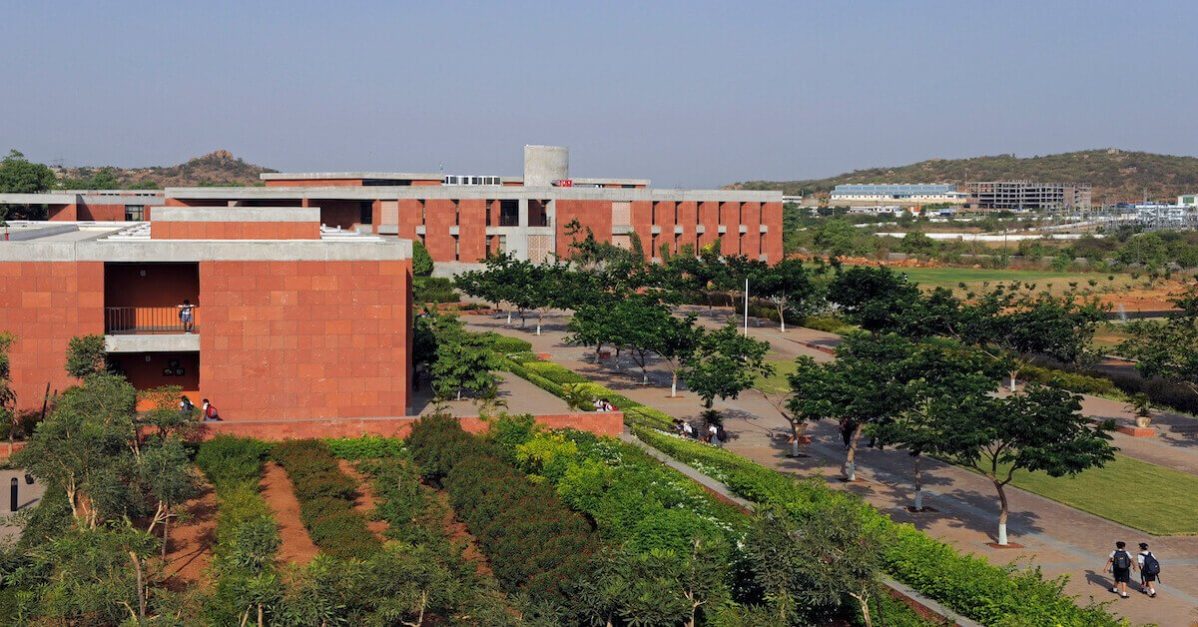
[755,358,798,395]
[1002,453,1198,536]
[894,267,1131,293]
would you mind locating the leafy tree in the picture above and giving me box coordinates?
[827,266,921,332]
[65,334,108,379]
[14,373,138,527]
[744,502,888,627]
[812,218,869,256]
[656,313,702,397]
[0,149,55,193]
[428,315,498,401]
[0,333,16,454]
[1121,286,1198,392]
[412,240,434,277]
[681,323,772,424]
[787,333,917,481]
[455,252,524,325]
[953,283,1106,390]
[870,343,1000,510]
[139,436,200,560]
[752,257,819,332]
[569,293,673,385]
[934,383,1116,545]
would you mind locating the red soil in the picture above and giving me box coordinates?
[259,462,320,566]
[427,487,494,578]
[162,486,218,590]
[338,459,389,540]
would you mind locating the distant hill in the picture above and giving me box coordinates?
[54,150,275,189]
[729,149,1198,204]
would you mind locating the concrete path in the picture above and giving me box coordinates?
[464,311,1198,626]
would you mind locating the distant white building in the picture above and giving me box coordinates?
[830,183,967,206]
[1179,194,1198,207]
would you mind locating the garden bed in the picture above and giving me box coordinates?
[161,486,218,589]
[259,462,319,566]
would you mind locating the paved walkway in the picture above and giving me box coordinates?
[464,311,1198,626]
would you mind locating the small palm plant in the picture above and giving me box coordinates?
[1129,393,1153,428]
[560,383,595,411]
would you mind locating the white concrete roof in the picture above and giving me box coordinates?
[260,172,443,181]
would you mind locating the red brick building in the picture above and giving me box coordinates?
[159,145,784,269]
[0,207,412,420]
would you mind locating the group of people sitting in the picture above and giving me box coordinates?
[593,398,615,412]
[671,418,727,446]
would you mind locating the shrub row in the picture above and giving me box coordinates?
[474,331,533,354]
[406,414,600,604]
[323,435,406,460]
[413,276,461,304]
[492,416,745,555]
[195,437,280,625]
[1021,362,1121,397]
[631,426,1123,627]
[497,352,676,428]
[271,439,382,560]
[1106,370,1198,414]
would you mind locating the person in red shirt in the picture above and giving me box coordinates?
[201,398,222,422]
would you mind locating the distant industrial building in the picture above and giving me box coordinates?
[965,181,1092,212]
[829,184,967,207]
[1179,194,1198,207]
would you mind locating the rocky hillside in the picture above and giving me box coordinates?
[731,148,1198,204]
[54,150,275,189]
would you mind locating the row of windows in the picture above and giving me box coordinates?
[649,232,765,259]
[648,201,761,227]
[443,175,502,186]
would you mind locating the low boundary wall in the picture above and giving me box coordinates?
[193,412,623,441]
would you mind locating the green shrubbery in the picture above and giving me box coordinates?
[632,426,1123,627]
[413,276,460,303]
[475,331,533,354]
[407,414,599,605]
[271,439,382,560]
[196,436,281,624]
[1021,363,1120,397]
[323,434,406,460]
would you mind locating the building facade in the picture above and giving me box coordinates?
[829,184,967,207]
[161,146,783,270]
[0,208,412,420]
[966,181,1092,211]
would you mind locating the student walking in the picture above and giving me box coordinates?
[1138,543,1160,598]
[1104,541,1137,598]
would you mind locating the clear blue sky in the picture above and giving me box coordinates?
[2,1,1195,188]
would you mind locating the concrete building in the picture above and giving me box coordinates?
[965,181,1092,212]
[829,184,968,207]
[0,190,163,222]
[0,208,413,421]
[1178,194,1198,207]
[4,146,783,269]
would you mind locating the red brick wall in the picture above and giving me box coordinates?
[457,199,487,262]
[78,203,127,221]
[762,201,783,263]
[556,199,613,258]
[423,199,456,261]
[151,221,320,240]
[104,263,199,309]
[197,411,623,440]
[397,199,422,241]
[197,259,411,420]
[47,204,78,221]
[0,262,104,412]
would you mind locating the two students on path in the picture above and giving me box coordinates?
[1104,541,1161,599]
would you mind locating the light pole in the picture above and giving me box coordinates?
[743,277,749,337]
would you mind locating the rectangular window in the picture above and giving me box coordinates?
[453,236,460,261]
[673,202,679,224]
[124,205,145,221]
[419,200,426,224]
[486,200,492,226]
[453,200,460,226]
[499,199,519,227]
[359,201,373,225]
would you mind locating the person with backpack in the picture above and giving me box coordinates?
[1138,542,1160,598]
[201,398,222,422]
[1105,541,1137,598]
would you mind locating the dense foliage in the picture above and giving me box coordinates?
[271,439,382,560]
[406,414,600,606]
[632,426,1124,627]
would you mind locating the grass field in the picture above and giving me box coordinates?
[895,267,1129,292]
[1003,453,1198,536]
[755,358,798,394]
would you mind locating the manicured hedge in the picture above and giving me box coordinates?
[407,414,600,604]
[631,426,1124,627]
[324,435,406,460]
[272,439,382,560]
[475,331,533,354]
[1022,363,1120,397]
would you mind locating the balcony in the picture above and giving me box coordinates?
[106,306,199,335]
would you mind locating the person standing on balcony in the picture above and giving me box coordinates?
[178,299,195,333]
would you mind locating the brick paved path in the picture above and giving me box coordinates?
[464,310,1198,626]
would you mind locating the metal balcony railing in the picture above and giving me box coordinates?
[105,306,199,335]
